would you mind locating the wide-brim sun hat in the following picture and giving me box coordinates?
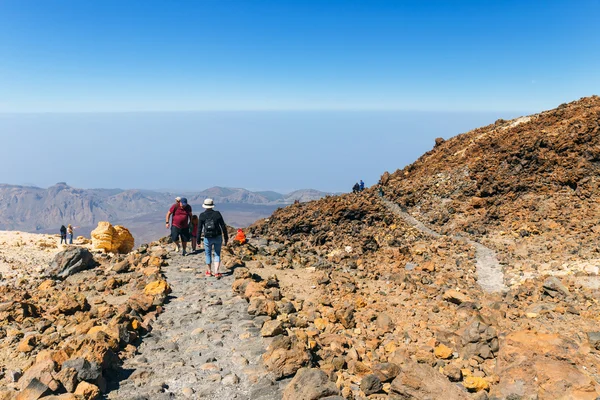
[175,196,181,202]
[202,198,215,209]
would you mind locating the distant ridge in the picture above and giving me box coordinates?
[0,183,335,233]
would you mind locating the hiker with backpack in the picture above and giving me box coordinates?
[197,198,229,278]
[60,225,67,245]
[352,182,360,193]
[166,196,192,256]
[359,180,365,191]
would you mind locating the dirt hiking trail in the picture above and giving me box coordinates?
[381,198,507,293]
[107,251,286,400]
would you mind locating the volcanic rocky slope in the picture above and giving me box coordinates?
[241,97,600,399]
[382,95,600,286]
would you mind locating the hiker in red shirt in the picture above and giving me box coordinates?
[165,197,192,256]
[190,214,199,252]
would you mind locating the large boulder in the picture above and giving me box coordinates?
[91,222,134,254]
[283,368,340,400]
[46,248,96,279]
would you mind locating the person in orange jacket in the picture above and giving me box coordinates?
[234,228,247,245]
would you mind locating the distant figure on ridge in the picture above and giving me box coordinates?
[234,228,247,245]
[198,198,229,278]
[67,224,74,244]
[60,225,67,245]
[352,182,360,193]
[378,185,384,197]
[360,180,365,191]
[190,214,199,252]
[166,196,192,256]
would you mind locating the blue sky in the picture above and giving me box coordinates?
[0,1,598,192]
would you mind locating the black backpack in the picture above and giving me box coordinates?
[204,213,218,238]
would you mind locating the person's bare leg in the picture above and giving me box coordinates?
[182,241,188,255]
[214,261,220,276]
[174,240,180,252]
[206,264,212,275]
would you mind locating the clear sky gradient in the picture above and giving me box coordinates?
[0,1,598,192]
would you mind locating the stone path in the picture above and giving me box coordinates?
[381,198,507,293]
[107,250,286,400]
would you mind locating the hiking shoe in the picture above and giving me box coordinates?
[205,271,212,277]
[182,251,187,256]
[215,273,223,279]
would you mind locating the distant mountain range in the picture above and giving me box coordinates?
[0,183,335,243]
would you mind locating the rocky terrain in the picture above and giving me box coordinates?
[381,95,600,288]
[235,97,600,399]
[0,231,173,399]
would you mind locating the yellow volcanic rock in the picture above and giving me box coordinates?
[464,376,489,392]
[91,221,134,254]
[114,225,134,253]
[434,344,453,359]
[144,280,171,296]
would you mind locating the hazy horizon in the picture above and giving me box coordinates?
[0,109,526,193]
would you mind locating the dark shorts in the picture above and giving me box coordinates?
[171,225,191,242]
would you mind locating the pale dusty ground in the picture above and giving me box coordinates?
[0,230,90,280]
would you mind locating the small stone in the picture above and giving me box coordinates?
[232,355,249,366]
[434,344,453,359]
[542,276,570,297]
[372,363,400,382]
[74,381,101,399]
[261,320,284,337]
[376,313,395,333]
[8,369,22,383]
[181,387,194,398]
[222,374,240,386]
[360,374,383,395]
[200,363,220,371]
[443,363,462,382]
[17,335,37,353]
[62,358,101,381]
[282,368,340,400]
[443,290,472,305]
[463,376,489,392]
[314,318,329,330]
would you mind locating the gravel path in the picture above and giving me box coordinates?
[381,198,507,293]
[107,250,286,400]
